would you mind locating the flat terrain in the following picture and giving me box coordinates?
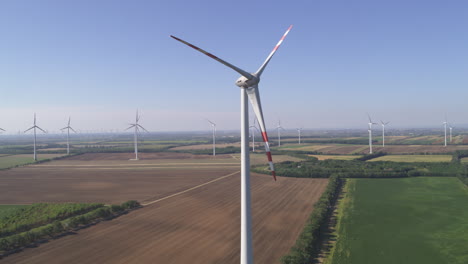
[327,177,468,264]
[309,155,360,161]
[0,152,328,264]
[368,154,452,162]
[279,143,468,154]
[0,154,64,169]
[0,153,241,204]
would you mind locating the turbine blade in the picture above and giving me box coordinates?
[70,127,77,133]
[125,125,136,131]
[0,128,5,131]
[137,124,149,132]
[24,126,34,133]
[170,35,254,80]
[246,85,276,181]
[61,127,68,130]
[36,126,47,133]
[255,25,293,77]
[206,119,215,126]
[68,117,71,126]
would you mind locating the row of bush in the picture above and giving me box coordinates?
[170,146,241,155]
[0,203,104,238]
[0,200,140,254]
[280,175,341,264]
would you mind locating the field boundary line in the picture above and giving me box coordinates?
[142,170,240,206]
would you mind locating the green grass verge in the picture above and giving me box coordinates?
[0,205,30,218]
[327,177,468,264]
[0,154,64,169]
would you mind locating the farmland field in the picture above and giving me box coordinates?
[368,154,452,163]
[0,205,29,218]
[326,177,468,264]
[0,152,328,264]
[309,155,360,160]
[0,154,65,169]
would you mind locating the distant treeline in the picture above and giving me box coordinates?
[254,152,467,180]
[169,146,241,155]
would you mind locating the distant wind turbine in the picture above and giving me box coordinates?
[207,119,216,156]
[61,117,76,155]
[443,116,448,147]
[249,118,259,152]
[297,127,303,144]
[367,114,377,154]
[126,110,148,160]
[276,120,285,147]
[449,124,453,143]
[24,113,47,161]
[380,121,389,147]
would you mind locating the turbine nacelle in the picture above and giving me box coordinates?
[235,74,259,88]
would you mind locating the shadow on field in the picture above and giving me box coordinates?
[313,187,347,264]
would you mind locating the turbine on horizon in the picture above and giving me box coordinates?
[443,115,448,147]
[171,25,292,264]
[367,114,377,154]
[24,113,47,161]
[380,121,390,147]
[61,117,77,155]
[297,127,303,144]
[207,119,216,156]
[125,110,148,160]
[249,118,259,152]
[449,124,453,143]
[276,120,285,147]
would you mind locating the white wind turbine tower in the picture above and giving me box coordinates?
[24,113,46,161]
[171,25,291,264]
[297,127,303,144]
[380,121,389,147]
[367,114,377,154]
[207,119,216,156]
[276,120,285,147]
[443,116,448,147]
[125,110,148,160]
[249,118,259,152]
[449,124,453,143]
[61,117,76,155]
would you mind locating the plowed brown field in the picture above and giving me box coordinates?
[0,152,328,263]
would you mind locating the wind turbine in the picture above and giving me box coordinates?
[61,117,76,155]
[276,120,285,147]
[24,113,46,161]
[125,110,148,160]
[449,124,453,142]
[249,118,259,152]
[171,25,291,264]
[297,127,303,144]
[367,114,377,154]
[443,116,447,147]
[207,119,216,156]
[380,121,389,147]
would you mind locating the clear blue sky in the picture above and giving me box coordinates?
[1,0,467,133]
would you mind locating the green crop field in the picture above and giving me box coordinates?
[0,154,64,169]
[0,205,30,218]
[326,177,468,264]
[368,155,452,163]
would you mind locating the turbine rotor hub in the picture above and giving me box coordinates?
[235,74,259,88]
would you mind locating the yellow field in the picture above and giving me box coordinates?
[368,155,452,163]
